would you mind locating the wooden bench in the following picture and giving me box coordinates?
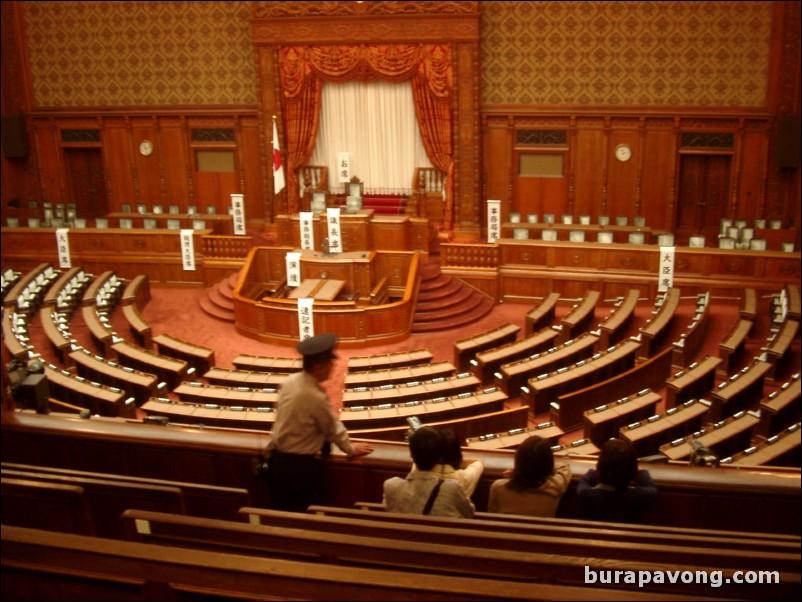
[1,462,251,522]
[524,338,640,417]
[3,524,671,602]
[664,354,722,408]
[121,302,152,348]
[342,373,481,407]
[583,389,662,448]
[343,360,456,389]
[671,292,711,367]
[1,472,186,539]
[44,363,135,418]
[496,332,598,396]
[152,332,215,375]
[718,318,753,376]
[339,387,508,431]
[619,399,713,457]
[231,353,302,373]
[758,373,801,437]
[596,289,640,349]
[1,478,95,536]
[347,348,433,372]
[637,287,681,358]
[659,410,762,462]
[454,322,520,372]
[111,339,190,389]
[325,503,800,554]
[349,405,530,443]
[523,292,560,335]
[202,367,288,389]
[722,423,801,468]
[471,326,560,385]
[555,290,600,344]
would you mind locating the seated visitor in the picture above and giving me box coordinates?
[383,426,475,518]
[577,438,658,523]
[487,435,571,517]
[410,428,484,497]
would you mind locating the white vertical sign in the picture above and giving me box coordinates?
[286,252,302,287]
[297,297,315,341]
[487,200,501,243]
[326,207,342,254]
[299,212,314,250]
[337,152,351,184]
[180,230,196,271]
[230,194,246,235]
[56,228,72,268]
[658,246,675,292]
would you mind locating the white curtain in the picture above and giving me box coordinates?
[308,80,433,196]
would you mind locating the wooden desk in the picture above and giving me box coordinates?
[718,318,753,376]
[524,292,560,335]
[287,278,346,301]
[710,360,772,422]
[69,348,160,405]
[232,354,302,373]
[111,340,189,390]
[758,375,801,437]
[638,287,681,358]
[342,373,481,407]
[556,290,600,344]
[348,349,433,372]
[659,410,761,461]
[665,355,722,409]
[464,421,564,450]
[763,319,799,381]
[44,364,134,418]
[344,361,456,389]
[597,289,640,349]
[583,390,662,448]
[721,424,801,467]
[472,327,560,385]
[620,399,712,457]
[203,368,288,389]
[153,333,215,375]
[454,323,520,372]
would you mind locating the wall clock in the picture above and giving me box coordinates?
[614,143,632,162]
[139,140,154,156]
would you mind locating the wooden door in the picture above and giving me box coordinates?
[64,148,108,219]
[676,154,731,241]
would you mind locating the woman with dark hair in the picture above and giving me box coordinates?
[577,438,658,523]
[487,435,571,517]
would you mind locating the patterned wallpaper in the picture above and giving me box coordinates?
[23,1,772,108]
[24,1,257,107]
[480,1,772,107]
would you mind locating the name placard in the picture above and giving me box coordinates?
[299,212,314,250]
[56,228,71,268]
[297,297,315,340]
[286,252,302,287]
[659,246,675,292]
[180,230,196,271]
[326,207,342,254]
[487,200,501,243]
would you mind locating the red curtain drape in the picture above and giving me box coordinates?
[278,43,453,224]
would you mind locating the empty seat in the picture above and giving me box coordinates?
[95,218,109,229]
[119,219,133,229]
[206,205,217,215]
[311,193,326,214]
[718,237,736,249]
[509,212,521,224]
[657,233,675,246]
[719,218,733,234]
[734,219,747,229]
[168,204,180,214]
[628,232,646,245]
[512,228,529,240]
[6,217,20,227]
[187,205,198,215]
[73,218,87,228]
[633,216,646,227]
[726,226,740,239]
[152,204,164,214]
[769,219,783,229]
[166,219,181,230]
[541,229,558,242]
[739,227,754,243]
[543,213,555,224]
[192,219,207,230]
[754,218,766,229]
[143,219,158,229]
[781,242,795,252]
[561,214,573,225]
[120,203,132,213]
[525,213,538,224]
[579,215,591,225]
[598,215,610,226]
[136,204,148,215]
[50,218,64,228]
[749,238,767,251]
[597,231,614,244]
[27,217,41,228]
[568,230,585,242]
[688,236,705,248]
[615,216,628,226]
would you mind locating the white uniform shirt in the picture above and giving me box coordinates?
[270,371,354,456]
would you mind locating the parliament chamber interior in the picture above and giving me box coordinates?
[1,2,800,600]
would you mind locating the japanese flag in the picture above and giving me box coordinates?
[273,120,285,194]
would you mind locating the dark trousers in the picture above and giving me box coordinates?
[266,450,322,512]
